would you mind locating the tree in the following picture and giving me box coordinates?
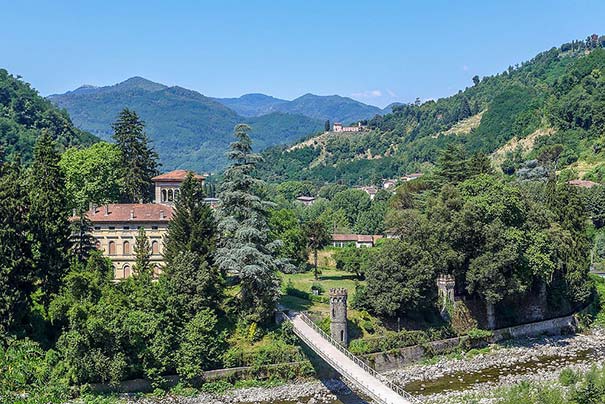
[27,131,70,305]
[269,209,307,269]
[0,160,34,331]
[163,251,222,314]
[69,209,96,263]
[435,143,469,184]
[176,308,225,380]
[59,142,124,210]
[112,109,159,203]
[324,120,331,132]
[472,75,480,86]
[163,172,216,265]
[333,246,371,280]
[303,220,331,279]
[216,124,284,323]
[362,240,436,318]
[133,226,151,277]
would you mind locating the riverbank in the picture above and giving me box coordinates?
[385,329,605,403]
[118,379,362,404]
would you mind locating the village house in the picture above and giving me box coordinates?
[331,233,383,248]
[296,195,316,206]
[402,172,423,181]
[359,186,378,200]
[568,179,599,188]
[382,179,397,189]
[86,169,205,279]
[333,122,365,132]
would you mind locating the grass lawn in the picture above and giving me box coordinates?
[279,266,366,314]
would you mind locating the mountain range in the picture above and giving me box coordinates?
[49,78,386,172]
[213,93,385,122]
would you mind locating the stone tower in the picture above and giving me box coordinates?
[329,288,348,346]
[436,274,456,320]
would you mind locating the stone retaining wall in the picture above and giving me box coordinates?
[364,313,578,372]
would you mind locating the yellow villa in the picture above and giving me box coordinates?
[85,169,205,279]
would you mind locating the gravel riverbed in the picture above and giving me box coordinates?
[121,330,605,404]
[385,329,605,403]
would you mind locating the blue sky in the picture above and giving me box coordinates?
[1,0,604,107]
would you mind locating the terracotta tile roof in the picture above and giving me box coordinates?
[86,204,173,223]
[152,169,205,182]
[568,179,600,188]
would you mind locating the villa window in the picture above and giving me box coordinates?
[161,189,167,202]
[123,241,130,255]
[168,189,174,202]
[108,241,116,255]
[152,240,159,255]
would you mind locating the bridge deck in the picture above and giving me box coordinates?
[290,313,413,404]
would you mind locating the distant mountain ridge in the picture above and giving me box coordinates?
[49,77,392,171]
[212,92,384,123]
[49,77,326,171]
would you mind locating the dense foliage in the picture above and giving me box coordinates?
[0,69,96,163]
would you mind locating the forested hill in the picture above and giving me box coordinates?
[257,35,605,185]
[49,77,324,172]
[0,69,97,163]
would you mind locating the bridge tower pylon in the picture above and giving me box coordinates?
[330,288,348,346]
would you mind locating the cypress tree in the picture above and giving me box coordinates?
[216,124,286,323]
[112,108,159,203]
[0,159,34,331]
[134,226,151,277]
[27,131,70,305]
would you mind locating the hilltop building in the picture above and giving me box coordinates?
[85,169,205,279]
[333,122,365,132]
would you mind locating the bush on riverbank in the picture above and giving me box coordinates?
[454,364,605,404]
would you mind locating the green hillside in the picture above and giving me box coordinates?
[49,78,322,172]
[0,69,97,163]
[257,36,605,185]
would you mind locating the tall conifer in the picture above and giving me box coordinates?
[112,108,159,203]
[0,160,34,330]
[27,131,70,305]
[216,124,286,323]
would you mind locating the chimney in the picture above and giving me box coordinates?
[104,204,109,216]
[159,210,165,220]
[130,209,135,220]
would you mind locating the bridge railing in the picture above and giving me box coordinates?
[284,310,418,403]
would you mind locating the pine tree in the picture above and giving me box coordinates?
[164,173,216,265]
[112,108,159,203]
[133,226,151,277]
[216,124,286,323]
[27,131,70,305]
[303,220,331,280]
[0,160,34,331]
